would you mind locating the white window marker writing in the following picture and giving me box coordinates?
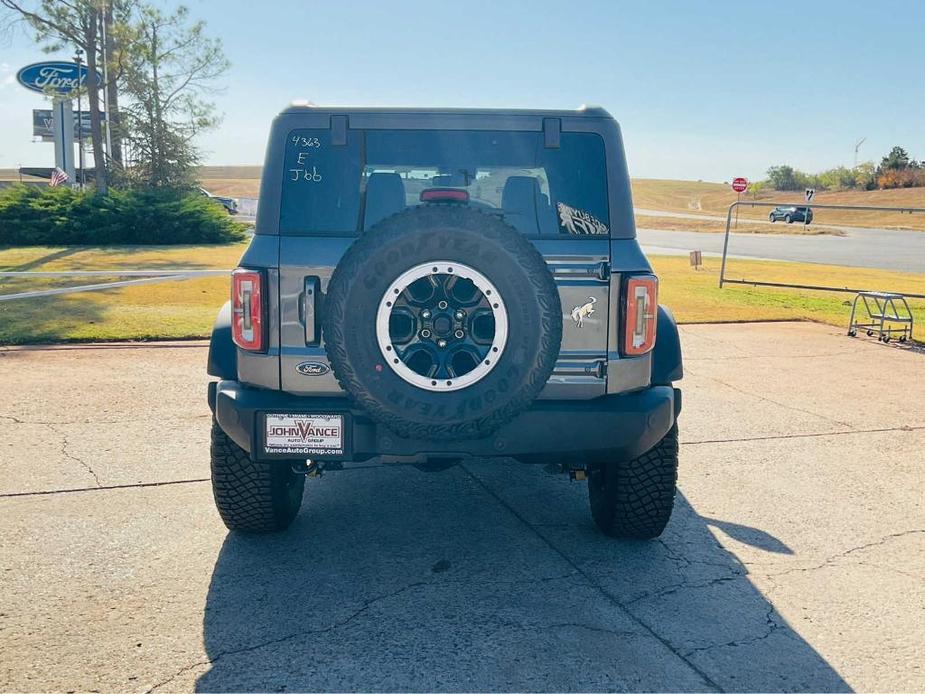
[290,135,321,148]
[289,167,323,182]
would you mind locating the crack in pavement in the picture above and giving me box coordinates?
[144,572,585,692]
[145,581,429,692]
[624,574,745,607]
[682,424,923,446]
[0,477,210,499]
[457,462,723,693]
[0,342,209,353]
[0,413,210,426]
[590,538,748,607]
[761,529,925,579]
[685,367,856,430]
[46,423,101,487]
[544,622,642,638]
[686,352,861,362]
[682,604,782,658]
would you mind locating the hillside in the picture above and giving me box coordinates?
[632,179,925,231]
[6,164,924,231]
[199,172,925,231]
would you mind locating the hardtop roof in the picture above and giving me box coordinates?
[278,104,614,119]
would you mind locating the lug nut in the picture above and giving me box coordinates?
[455,310,465,320]
[421,310,431,319]
[421,329,432,338]
[437,339,447,348]
[454,329,465,339]
[438,300,448,310]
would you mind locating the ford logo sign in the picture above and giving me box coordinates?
[16,61,103,95]
[295,361,330,376]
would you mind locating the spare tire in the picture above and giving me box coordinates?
[323,205,562,441]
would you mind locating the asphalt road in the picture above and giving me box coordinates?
[635,209,925,273]
[638,227,925,273]
[1,323,923,692]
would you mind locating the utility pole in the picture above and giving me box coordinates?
[854,137,867,167]
[74,47,84,189]
[100,0,113,164]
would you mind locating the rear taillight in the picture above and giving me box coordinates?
[231,268,266,352]
[623,275,658,356]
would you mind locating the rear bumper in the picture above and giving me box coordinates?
[210,380,681,463]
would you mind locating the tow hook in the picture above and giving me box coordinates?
[544,462,588,481]
[291,459,325,477]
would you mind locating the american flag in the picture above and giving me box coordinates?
[49,168,69,187]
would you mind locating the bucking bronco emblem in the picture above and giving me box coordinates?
[570,296,597,327]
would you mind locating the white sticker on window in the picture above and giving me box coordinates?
[557,202,608,235]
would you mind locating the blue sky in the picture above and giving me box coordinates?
[1,0,923,182]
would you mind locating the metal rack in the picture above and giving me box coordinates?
[847,292,914,343]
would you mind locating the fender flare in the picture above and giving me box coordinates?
[207,301,237,380]
[652,305,682,385]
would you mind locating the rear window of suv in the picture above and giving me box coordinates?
[279,129,610,237]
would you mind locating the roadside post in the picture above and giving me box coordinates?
[51,98,76,183]
[805,188,815,226]
[731,177,748,229]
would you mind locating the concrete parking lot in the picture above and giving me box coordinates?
[1,322,923,692]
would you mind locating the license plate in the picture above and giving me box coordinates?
[264,414,344,457]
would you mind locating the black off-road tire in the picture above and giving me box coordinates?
[323,205,562,441]
[587,425,679,539]
[210,420,305,533]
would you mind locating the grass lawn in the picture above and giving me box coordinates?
[653,254,925,341]
[0,243,247,272]
[0,243,247,344]
[1,242,922,344]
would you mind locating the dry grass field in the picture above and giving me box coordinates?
[632,179,925,230]
[198,165,262,197]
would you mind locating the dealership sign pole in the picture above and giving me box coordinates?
[16,61,103,186]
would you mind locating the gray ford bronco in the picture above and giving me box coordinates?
[207,105,683,538]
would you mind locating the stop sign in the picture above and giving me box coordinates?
[732,177,748,193]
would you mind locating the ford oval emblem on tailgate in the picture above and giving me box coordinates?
[295,361,330,376]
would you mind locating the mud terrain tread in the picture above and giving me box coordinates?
[588,425,679,539]
[210,420,304,532]
[323,205,561,440]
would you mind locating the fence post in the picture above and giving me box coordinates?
[719,202,736,288]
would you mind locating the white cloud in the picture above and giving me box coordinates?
[0,64,14,89]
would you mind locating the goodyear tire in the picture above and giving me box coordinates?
[323,205,562,441]
[210,419,305,532]
[587,425,679,539]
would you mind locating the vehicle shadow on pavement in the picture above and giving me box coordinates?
[195,462,850,692]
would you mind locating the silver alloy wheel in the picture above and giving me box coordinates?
[375,261,508,392]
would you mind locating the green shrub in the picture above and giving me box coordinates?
[0,185,247,246]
